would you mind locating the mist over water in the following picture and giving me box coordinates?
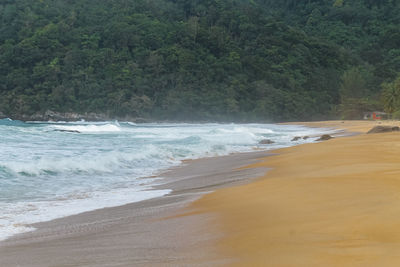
[0,119,331,240]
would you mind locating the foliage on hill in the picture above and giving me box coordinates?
[0,0,399,121]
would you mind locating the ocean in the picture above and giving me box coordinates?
[0,119,332,240]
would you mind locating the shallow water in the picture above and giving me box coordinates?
[0,119,331,240]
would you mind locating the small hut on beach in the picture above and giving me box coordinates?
[363,111,388,120]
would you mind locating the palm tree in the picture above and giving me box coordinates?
[382,75,400,116]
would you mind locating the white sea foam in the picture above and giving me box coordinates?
[52,124,121,132]
[215,126,274,134]
[0,186,171,241]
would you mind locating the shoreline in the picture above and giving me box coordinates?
[0,121,356,266]
[0,122,331,244]
[0,150,272,266]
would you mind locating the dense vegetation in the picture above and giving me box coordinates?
[0,0,399,121]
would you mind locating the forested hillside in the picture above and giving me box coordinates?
[0,0,399,121]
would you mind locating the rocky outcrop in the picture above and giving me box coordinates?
[367,125,400,134]
[259,139,275,145]
[33,110,109,121]
[291,136,310,141]
[2,110,150,123]
[316,134,333,141]
[291,136,301,141]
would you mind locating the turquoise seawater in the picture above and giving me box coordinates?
[0,119,331,240]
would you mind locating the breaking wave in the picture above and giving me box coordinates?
[52,124,121,133]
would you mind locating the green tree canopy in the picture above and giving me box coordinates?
[0,0,399,121]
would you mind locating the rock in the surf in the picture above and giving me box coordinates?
[259,139,275,145]
[316,134,333,141]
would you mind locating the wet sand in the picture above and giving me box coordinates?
[193,120,400,266]
[0,151,270,267]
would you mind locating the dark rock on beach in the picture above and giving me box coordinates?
[259,139,275,145]
[303,136,309,140]
[316,134,333,141]
[291,136,301,141]
[367,125,400,134]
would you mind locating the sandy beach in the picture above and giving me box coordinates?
[192,120,400,266]
[2,120,400,266]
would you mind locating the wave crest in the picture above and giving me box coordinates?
[52,124,121,133]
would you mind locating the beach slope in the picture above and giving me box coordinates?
[193,121,400,266]
[0,151,270,267]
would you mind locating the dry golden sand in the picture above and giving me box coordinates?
[190,120,400,266]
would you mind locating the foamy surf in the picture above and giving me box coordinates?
[0,185,171,241]
[52,124,121,133]
[0,120,333,241]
